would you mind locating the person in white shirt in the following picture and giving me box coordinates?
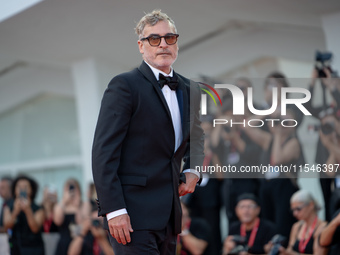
[92,9,204,255]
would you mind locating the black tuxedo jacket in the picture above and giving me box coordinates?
[92,61,204,234]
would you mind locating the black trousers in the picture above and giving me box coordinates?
[108,222,177,255]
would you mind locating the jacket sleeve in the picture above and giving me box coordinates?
[92,75,132,217]
[183,82,205,174]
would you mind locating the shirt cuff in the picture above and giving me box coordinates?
[182,169,200,179]
[106,208,128,221]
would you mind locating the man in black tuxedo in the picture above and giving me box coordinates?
[92,10,204,254]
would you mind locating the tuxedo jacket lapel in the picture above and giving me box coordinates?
[138,62,190,151]
[138,62,172,120]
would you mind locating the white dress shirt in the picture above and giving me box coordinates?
[106,61,199,221]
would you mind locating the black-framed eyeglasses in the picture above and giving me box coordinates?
[140,33,179,47]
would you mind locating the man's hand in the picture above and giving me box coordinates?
[178,172,199,197]
[223,236,236,255]
[108,214,133,245]
[264,241,273,254]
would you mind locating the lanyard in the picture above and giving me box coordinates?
[298,217,318,253]
[43,217,53,233]
[240,218,260,248]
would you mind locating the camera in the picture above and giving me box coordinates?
[228,235,248,255]
[308,122,335,135]
[19,190,27,199]
[69,184,75,191]
[68,183,76,198]
[315,51,338,78]
[92,219,101,228]
[268,234,286,255]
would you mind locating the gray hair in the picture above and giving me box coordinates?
[291,190,321,212]
[135,9,177,39]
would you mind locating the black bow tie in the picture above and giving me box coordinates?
[158,73,178,90]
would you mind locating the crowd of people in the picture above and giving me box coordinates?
[0,176,114,255]
[179,67,340,255]
[0,68,340,255]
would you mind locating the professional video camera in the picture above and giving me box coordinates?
[228,235,248,255]
[268,234,287,255]
[315,51,338,78]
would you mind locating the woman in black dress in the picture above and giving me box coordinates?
[279,190,327,255]
[53,178,83,255]
[3,175,45,255]
[243,106,304,239]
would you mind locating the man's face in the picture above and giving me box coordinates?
[0,180,11,200]
[235,199,260,224]
[138,21,178,74]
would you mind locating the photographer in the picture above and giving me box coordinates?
[81,183,98,219]
[306,68,340,119]
[41,185,58,233]
[211,82,261,225]
[242,105,304,239]
[67,200,114,255]
[277,190,327,255]
[318,112,340,218]
[0,177,12,233]
[305,66,340,221]
[183,115,223,254]
[3,175,45,255]
[178,202,211,255]
[53,179,83,255]
[223,194,275,255]
[319,111,340,167]
[262,72,290,114]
